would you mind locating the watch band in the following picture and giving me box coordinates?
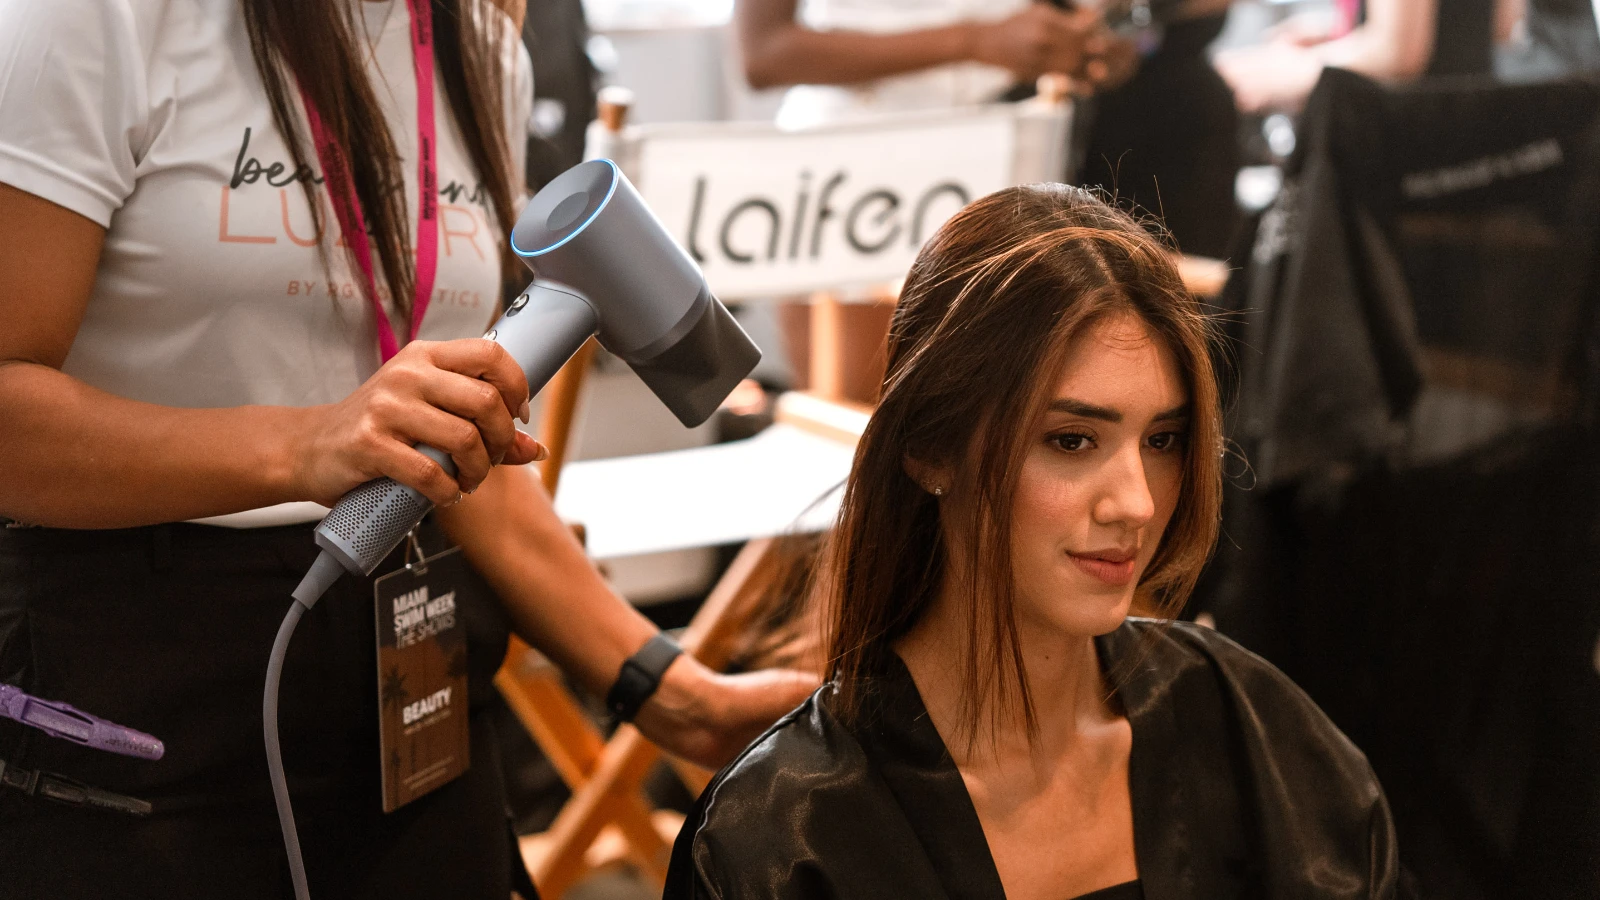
[604,633,683,722]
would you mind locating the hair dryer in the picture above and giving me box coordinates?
[295,158,760,601]
[267,158,759,900]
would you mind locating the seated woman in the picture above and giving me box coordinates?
[665,185,1401,900]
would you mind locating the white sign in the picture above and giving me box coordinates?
[635,110,1020,299]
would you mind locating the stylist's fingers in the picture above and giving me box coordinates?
[502,431,548,467]
[976,5,1081,80]
[423,339,531,425]
[1051,7,1098,42]
[421,371,523,473]
[293,337,544,506]
[399,403,495,499]
[371,439,471,508]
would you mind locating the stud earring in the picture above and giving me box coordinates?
[930,485,946,496]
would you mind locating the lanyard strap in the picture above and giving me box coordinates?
[298,0,439,363]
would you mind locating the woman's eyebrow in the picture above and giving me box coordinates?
[1047,399,1121,422]
[1045,399,1191,423]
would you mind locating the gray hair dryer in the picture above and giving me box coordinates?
[267,159,759,900]
[298,158,760,598]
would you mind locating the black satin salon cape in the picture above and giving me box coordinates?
[667,619,1401,900]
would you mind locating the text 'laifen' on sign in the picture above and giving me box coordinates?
[636,110,1017,299]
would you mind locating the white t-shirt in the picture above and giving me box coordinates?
[0,0,532,526]
[776,0,1029,129]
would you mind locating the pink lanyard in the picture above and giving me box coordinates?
[1335,0,1360,36]
[298,0,439,363]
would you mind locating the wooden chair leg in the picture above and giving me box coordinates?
[665,757,713,797]
[528,538,784,898]
[498,656,674,887]
[678,537,784,667]
[531,727,666,896]
[496,339,671,888]
[520,808,684,895]
[538,337,599,496]
[495,660,602,789]
[809,291,843,402]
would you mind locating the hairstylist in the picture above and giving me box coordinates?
[0,1,815,897]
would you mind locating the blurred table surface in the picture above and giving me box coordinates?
[552,393,863,560]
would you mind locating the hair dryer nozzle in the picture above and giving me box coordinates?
[627,284,762,427]
[511,159,760,427]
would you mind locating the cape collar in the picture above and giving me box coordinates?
[844,619,1195,900]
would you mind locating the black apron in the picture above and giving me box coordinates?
[0,518,534,899]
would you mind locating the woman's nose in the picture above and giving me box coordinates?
[1092,442,1156,529]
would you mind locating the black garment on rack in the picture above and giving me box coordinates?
[1015,4,1236,256]
[667,619,1403,900]
[1227,69,1600,488]
[1204,69,1600,900]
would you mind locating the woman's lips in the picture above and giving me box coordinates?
[1067,551,1136,586]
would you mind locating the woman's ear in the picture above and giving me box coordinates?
[903,453,951,497]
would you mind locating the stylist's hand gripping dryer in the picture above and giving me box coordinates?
[296,158,761,602]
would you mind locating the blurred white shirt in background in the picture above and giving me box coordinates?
[776,0,1029,128]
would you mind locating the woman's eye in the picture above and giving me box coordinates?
[1050,432,1093,452]
[1146,431,1187,452]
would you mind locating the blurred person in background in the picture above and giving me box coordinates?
[738,0,1110,130]
[1498,0,1600,77]
[521,0,599,186]
[1068,0,1240,259]
[735,0,1243,258]
[1215,0,1502,114]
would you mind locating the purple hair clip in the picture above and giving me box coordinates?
[0,684,163,761]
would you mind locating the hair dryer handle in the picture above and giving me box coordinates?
[311,283,599,580]
[416,444,457,479]
[312,471,438,578]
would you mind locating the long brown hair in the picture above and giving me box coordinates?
[824,185,1224,742]
[242,0,523,320]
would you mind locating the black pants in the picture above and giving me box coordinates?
[0,520,536,899]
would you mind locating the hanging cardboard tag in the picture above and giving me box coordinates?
[373,542,471,813]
